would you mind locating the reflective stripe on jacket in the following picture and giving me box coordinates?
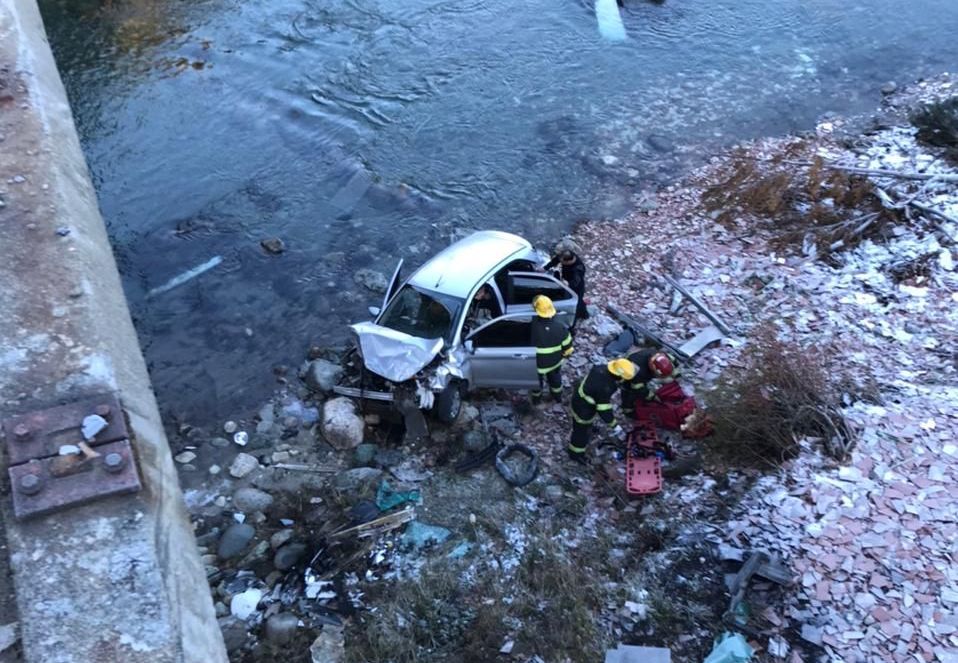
[571,364,618,425]
[531,317,572,374]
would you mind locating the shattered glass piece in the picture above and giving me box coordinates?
[375,480,421,511]
[400,521,451,550]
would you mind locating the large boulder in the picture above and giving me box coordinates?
[305,359,343,393]
[321,398,365,450]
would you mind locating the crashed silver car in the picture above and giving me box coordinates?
[333,230,578,422]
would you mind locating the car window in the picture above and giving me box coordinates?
[508,274,573,305]
[378,285,464,342]
[471,318,532,348]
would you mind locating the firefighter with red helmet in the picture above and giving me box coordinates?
[620,349,682,417]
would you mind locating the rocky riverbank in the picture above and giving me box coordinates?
[171,73,958,663]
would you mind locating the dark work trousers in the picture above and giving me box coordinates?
[570,420,593,454]
[533,367,563,402]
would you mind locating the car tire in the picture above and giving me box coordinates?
[434,380,463,423]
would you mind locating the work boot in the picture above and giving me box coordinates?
[566,448,589,466]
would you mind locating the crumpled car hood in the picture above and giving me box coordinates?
[351,321,444,383]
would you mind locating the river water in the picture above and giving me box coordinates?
[38,0,958,424]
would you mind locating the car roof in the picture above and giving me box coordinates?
[407,230,534,298]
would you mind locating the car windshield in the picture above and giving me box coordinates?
[378,285,464,343]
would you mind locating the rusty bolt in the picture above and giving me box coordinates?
[18,473,43,495]
[12,423,31,441]
[103,452,125,473]
[95,404,112,419]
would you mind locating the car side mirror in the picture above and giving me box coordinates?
[368,306,381,317]
[465,340,475,354]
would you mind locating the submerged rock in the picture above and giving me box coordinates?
[229,453,259,478]
[261,237,286,254]
[333,467,383,493]
[354,268,388,293]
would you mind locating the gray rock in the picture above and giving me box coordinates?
[374,448,404,468]
[174,451,196,464]
[217,523,256,560]
[880,81,898,95]
[210,437,231,448]
[321,398,365,450]
[544,485,564,502]
[261,237,286,254]
[265,612,299,645]
[233,487,274,513]
[305,359,343,393]
[333,467,383,493]
[354,268,388,293]
[462,429,490,452]
[219,617,249,653]
[0,622,18,654]
[647,134,675,153]
[230,453,259,478]
[273,542,308,571]
[213,602,229,618]
[310,626,345,663]
[353,443,378,467]
[270,529,295,550]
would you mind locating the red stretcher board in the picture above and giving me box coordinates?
[626,421,664,495]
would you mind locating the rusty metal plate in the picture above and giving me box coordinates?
[2,393,128,466]
[8,439,141,520]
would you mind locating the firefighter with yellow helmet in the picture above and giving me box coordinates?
[567,358,636,464]
[530,295,573,403]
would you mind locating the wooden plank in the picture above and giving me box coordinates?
[661,275,733,336]
[328,506,415,541]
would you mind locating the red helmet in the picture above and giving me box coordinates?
[649,352,674,378]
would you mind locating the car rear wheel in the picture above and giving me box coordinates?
[434,380,463,423]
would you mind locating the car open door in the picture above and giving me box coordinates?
[463,313,538,390]
[380,259,404,312]
[503,272,578,327]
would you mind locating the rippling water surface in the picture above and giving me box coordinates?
[39,0,958,423]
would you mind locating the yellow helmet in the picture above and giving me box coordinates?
[533,295,556,318]
[607,358,637,380]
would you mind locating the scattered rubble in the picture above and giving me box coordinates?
[170,74,957,663]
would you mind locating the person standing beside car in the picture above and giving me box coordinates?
[530,295,573,404]
[544,242,590,325]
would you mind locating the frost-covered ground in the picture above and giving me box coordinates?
[566,74,958,663]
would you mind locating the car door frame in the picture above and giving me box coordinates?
[503,271,578,325]
[462,312,539,390]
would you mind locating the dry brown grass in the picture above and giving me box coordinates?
[702,147,895,256]
[704,329,856,468]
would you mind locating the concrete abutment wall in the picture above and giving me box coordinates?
[0,0,227,660]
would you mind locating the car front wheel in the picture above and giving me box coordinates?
[434,380,463,423]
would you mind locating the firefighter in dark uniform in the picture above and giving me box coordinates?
[545,247,589,325]
[530,295,573,403]
[567,358,636,464]
[620,350,680,418]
